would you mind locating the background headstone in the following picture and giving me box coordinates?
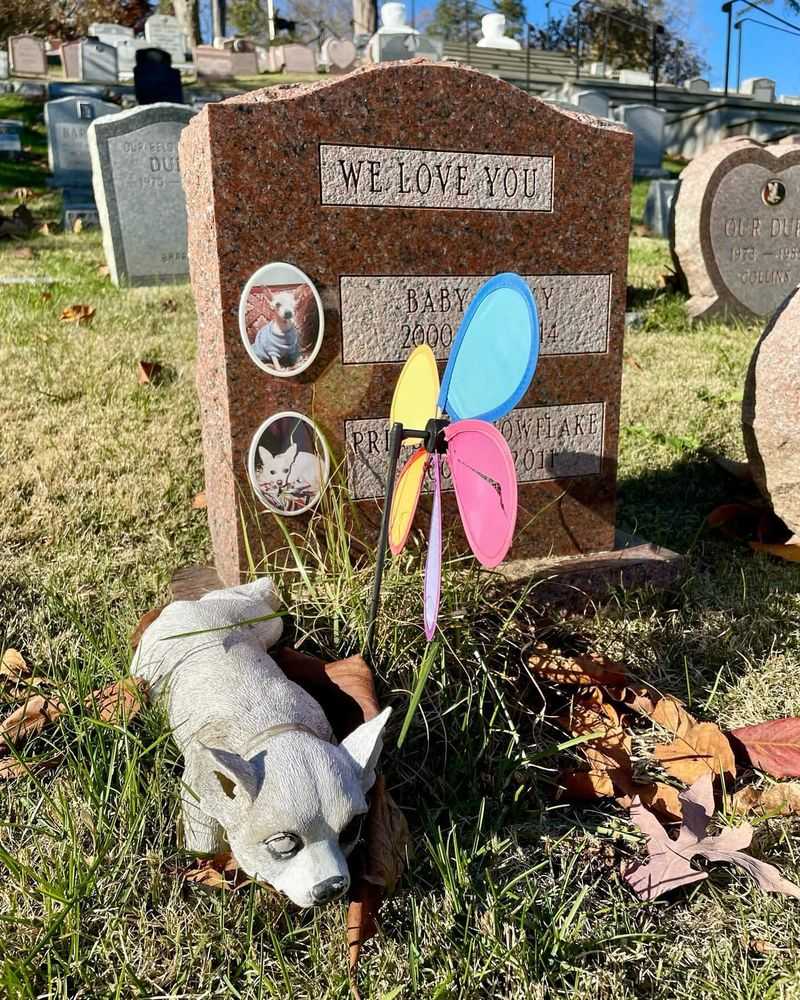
[63,188,100,228]
[573,89,609,119]
[618,69,652,85]
[89,102,195,285]
[741,77,776,103]
[0,52,7,79]
[113,37,151,77]
[179,61,633,585]
[9,35,47,77]
[134,49,183,106]
[0,119,23,159]
[672,136,800,320]
[193,46,235,78]
[280,44,317,73]
[45,95,118,187]
[144,14,186,67]
[60,40,82,79]
[742,286,800,535]
[685,77,710,93]
[643,178,678,238]
[88,23,133,44]
[320,38,357,74]
[617,104,666,177]
[81,38,118,83]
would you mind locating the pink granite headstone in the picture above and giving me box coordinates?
[9,35,47,77]
[180,61,633,585]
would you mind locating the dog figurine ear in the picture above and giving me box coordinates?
[195,745,263,820]
[340,707,391,793]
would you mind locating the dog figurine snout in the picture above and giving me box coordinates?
[311,876,348,904]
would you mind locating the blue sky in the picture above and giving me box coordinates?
[687,0,800,95]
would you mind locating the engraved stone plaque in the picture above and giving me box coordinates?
[674,137,800,319]
[180,62,632,584]
[319,144,553,212]
[345,403,605,500]
[340,274,611,363]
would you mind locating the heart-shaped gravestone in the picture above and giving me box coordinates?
[673,138,800,320]
[324,38,356,72]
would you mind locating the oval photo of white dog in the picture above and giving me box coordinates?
[239,262,324,377]
[248,412,330,516]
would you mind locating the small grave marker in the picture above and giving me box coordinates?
[8,35,47,77]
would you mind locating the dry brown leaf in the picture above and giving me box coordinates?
[137,360,162,385]
[182,852,250,891]
[653,721,736,784]
[86,677,148,724]
[40,290,52,302]
[72,217,83,234]
[191,491,207,509]
[559,768,615,799]
[60,303,95,325]
[12,246,33,259]
[130,607,164,650]
[528,644,628,687]
[731,782,800,816]
[162,298,178,313]
[1,648,30,681]
[97,264,110,277]
[0,694,64,750]
[38,222,50,235]
[729,717,800,778]
[347,775,409,984]
[560,692,632,774]
[750,540,800,562]
[650,697,696,737]
[624,354,643,371]
[612,771,684,822]
[0,754,61,780]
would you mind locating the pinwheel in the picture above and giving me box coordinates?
[365,273,540,649]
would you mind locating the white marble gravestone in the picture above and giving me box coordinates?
[320,38,357,73]
[81,39,118,83]
[89,103,196,285]
[0,52,9,79]
[144,15,186,67]
[45,95,118,187]
[685,78,710,93]
[618,69,652,86]
[742,77,775,103]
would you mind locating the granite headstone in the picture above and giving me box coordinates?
[673,136,800,319]
[45,95,118,187]
[573,89,609,119]
[60,40,82,79]
[193,46,235,78]
[0,119,23,159]
[81,38,118,83]
[144,14,186,66]
[644,178,678,238]
[0,52,8,79]
[742,287,800,535]
[617,104,666,177]
[320,38,358,74]
[742,77,775,103]
[89,102,195,285]
[179,62,633,584]
[9,35,47,77]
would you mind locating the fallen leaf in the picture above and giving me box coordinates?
[97,264,110,277]
[14,187,33,203]
[38,223,50,235]
[650,697,696,738]
[528,645,628,687]
[347,775,409,983]
[613,773,684,823]
[631,223,650,237]
[750,938,780,955]
[731,782,800,816]
[559,768,615,800]
[182,852,250,891]
[60,304,95,325]
[72,217,83,234]
[653,721,736,784]
[624,772,800,901]
[12,246,33,259]
[191,491,207,509]
[40,290,52,302]
[0,754,61,780]
[749,540,800,562]
[0,694,64,750]
[560,691,632,775]
[86,677,148,724]
[729,718,800,778]
[624,354,643,371]
[137,360,162,385]
[1,649,30,681]
[130,607,164,650]
[162,298,178,313]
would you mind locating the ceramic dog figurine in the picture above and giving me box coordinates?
[132,578,390,907]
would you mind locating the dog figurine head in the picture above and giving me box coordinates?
[193,708,391,907]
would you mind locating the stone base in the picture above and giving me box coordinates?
[498,530,685,612]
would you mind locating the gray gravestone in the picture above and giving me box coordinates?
[0,119,23,159]
[60,40,82,79]
[113,37,150,76]
[144,14,186,66]
[573,89,609,119]
[643,178,678,238]
[88,23,133,44]
[9,35,47,76]
[673,136,800,319]
[193,46,234,78]
[63,188,100,228]
[377,33,440,61]
[617,104,666,177]
[89,102,196,285]
[45,95,118,187]
[81,39,118,83]
[685,77,710,93]
[0,52,9,79]
[742,77,775,103]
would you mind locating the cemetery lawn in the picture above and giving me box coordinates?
[2,164,800,997]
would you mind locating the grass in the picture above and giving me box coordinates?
[1,104,800,999]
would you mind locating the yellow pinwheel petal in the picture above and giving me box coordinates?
[389,448,428,555]
[389,345,439,445]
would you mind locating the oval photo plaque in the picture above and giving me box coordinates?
[248,412,330,516]
[239,262,324,377]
